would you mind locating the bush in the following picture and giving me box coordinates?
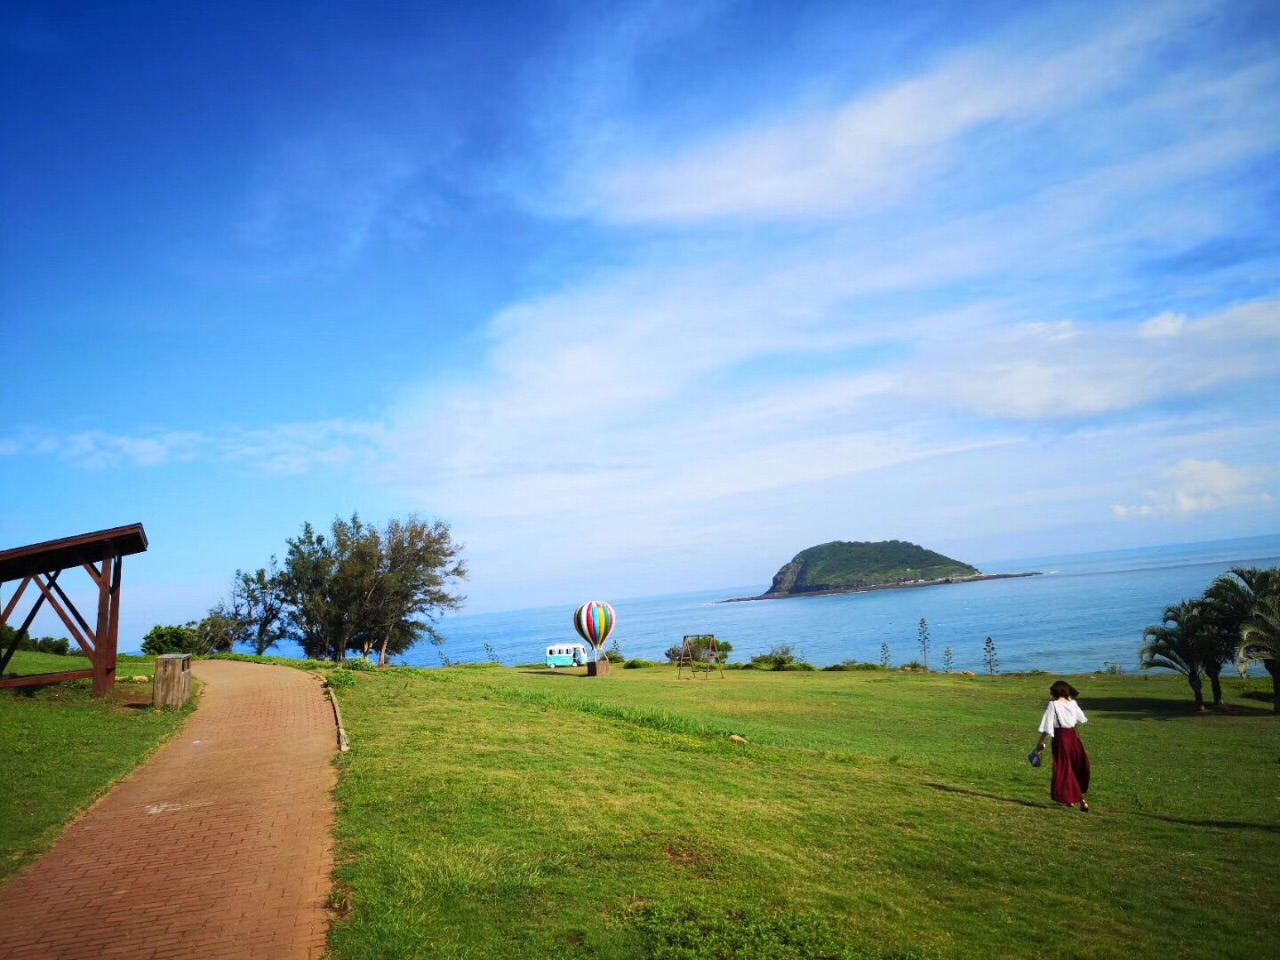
[605,649,627,664]
[624,659,655,669]
[750,644,797,670]
[780,662,816,671]
[340,657,377,672]
[822,659,881,671]
[326,670,356,689]
[0,626,73,656]
[141,622,206,656]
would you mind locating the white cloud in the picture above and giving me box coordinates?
[1141,311,1189,338]
[1112,458,1276,519]
[913,300,1280,420]
[0,422,387,474]
[567,1,1221,223]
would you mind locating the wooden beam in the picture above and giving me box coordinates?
[94,551,121,697]
[31,572,94,655]
[50,575,96,644]
[0,669,95,689]
[0,576,53,676]
[1,576,32,625]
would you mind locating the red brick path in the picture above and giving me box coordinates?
[0,660,337,960]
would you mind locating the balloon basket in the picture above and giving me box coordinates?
[587,659,611,677]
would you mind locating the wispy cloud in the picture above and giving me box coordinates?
[0,421,387,475]
[1113,459,1276,519]
[232,128,420,274]
[547,1,1239,224]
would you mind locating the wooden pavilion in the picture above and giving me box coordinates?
[0,524,148,697]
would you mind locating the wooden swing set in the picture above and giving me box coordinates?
[675,634,726,680]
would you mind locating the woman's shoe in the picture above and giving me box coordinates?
[1079,800,1090,813]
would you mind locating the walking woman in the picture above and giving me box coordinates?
[1034,680,1091,812]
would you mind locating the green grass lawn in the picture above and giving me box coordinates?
[327,665,1279,960]
[0,651,192,881]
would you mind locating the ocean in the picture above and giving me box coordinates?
[400,534,1280,674]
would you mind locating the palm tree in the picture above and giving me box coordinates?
[1240,591,1280,714]
[1141,600,1210,710]
[1210,568,1280,713]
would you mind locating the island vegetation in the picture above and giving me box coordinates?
[747,539,1032,600]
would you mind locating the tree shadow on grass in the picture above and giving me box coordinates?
[1129,812,1280,834]
[1084,696,1272,718]
[925,783,1280,834]
[518,668,590,679]
[924,782,1049,810]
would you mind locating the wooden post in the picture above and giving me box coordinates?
[154,654,192,708]
[94,552,112,697]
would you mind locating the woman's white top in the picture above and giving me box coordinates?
[1038,699,1087,737]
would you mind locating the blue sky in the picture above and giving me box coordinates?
[2,0,1279,644]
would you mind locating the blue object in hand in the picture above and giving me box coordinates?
[1027,749,1042,768]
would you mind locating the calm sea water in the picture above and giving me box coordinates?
[397,534,1280,674]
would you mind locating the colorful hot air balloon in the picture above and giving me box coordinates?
[573,601,616,652]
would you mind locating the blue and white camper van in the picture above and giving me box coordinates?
[546,643,589,668]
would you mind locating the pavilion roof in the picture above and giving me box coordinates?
[0,524,148,582]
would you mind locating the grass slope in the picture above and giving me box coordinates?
[327,665,1278,960]
[0,651,193,881]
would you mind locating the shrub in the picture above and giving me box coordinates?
[780,662,816,671]
[141,622,206,656]
[750,644,796,670]
[605,649,627,664]
[340,657,377,672]
[624,659,655,669]
[326,670,356,689]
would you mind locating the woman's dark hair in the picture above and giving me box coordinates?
[1050,680,1079,700]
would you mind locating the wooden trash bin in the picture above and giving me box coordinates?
[154,653,192,708]
[587,658,611,677]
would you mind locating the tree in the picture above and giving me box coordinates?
[917,618,930,670]
[1240,591,1280,714]
[1140,601,1210,710]
[1208,567,1280,713]
[983,636,998,675]
[197,603,244,655]
[277,522,336,660]
[232,562,287,656]
[271,514,466,664]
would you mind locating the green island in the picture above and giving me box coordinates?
[744,540,1034,600]
[5,650,1276,959]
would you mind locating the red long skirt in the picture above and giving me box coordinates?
[1050,727,1091,806]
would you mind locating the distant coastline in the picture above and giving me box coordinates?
[720,571,1042,603]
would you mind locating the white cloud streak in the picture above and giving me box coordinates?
[1113,459,1277,519]
[565,1,1227,223]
